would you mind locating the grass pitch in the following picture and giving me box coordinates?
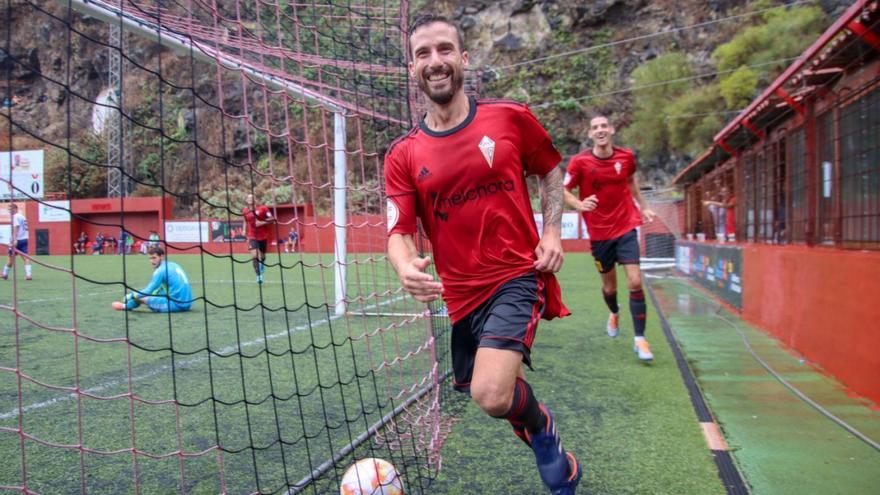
[0,251,438,494]
[430,255,726,495]
[0,252,725,494]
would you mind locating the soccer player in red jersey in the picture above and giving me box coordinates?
[563,115,657,362]
[242,193,275,284]
[385,15,581,495]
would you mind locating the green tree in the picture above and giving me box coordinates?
[719,66,758,110]
[45,132,108,199]
[713,3,826,109]
[666,84,726,157]
[622,2,828,164]
[621,52,692,158]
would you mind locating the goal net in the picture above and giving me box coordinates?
[0,0,458,493]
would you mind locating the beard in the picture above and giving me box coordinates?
[418,65,464,105]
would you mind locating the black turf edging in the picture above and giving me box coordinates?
[645,280,751,495]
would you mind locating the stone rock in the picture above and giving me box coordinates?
[512,0,536,16]
[495,32,523,51]
[464,2,553,66]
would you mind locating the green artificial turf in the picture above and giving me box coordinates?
[430,255,725,495]
[0,253,725,494]
[0,252,440,494]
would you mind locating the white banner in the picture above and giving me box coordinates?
[534,212,584,240]
[0,150,44,200]
[38,200,71,222]
[561,212,579,240]
[0,225,10,245]
[164,221,209,243]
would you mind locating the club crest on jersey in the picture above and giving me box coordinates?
[478,135,495,167]
[614,161,623,175]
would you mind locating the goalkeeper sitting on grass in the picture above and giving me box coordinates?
[112,246,193,313]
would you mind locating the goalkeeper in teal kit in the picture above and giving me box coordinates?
[112,246,193,313]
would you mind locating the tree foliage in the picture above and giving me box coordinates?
[622,2,827,169]
[666,84,726,157]
[718,66,759,110]
[621,52,692,159]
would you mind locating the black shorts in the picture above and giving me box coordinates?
[8,239,28,255]
[451,273,545,393]
[248,239,268,253]
[590,228,640,273]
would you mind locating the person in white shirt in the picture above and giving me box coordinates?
[3,203,32,280]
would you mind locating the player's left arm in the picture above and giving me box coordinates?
[516,105,565,273]
[628,174,657,223]
[254,217,274,227]
[535,166,564,273]
[255,210,275,227]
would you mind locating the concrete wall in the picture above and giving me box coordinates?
[741,244,880,405]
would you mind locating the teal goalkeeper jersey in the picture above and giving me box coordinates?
[138,261,193,304]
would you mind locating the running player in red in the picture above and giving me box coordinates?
[564,115,657,362]
[385,15,580,495]
[242,193,275,284]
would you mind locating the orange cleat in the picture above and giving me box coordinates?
[606,312,619,338]
[634,338,654,362]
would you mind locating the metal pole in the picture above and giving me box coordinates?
[333,112,347,316]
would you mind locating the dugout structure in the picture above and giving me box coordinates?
[673,0,880,405]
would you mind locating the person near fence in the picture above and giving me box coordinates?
[702,186,735,242]
[2,203,32,280]
[242,194,275,284]
[384,15,580,495]
[563,114,657,362]
[74,231,88,254]
[92,232,105,255]
[286,228,298,253]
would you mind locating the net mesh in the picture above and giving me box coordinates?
[639,188,683,270]
[0,0,461,493]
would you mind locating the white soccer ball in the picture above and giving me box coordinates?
[339,458,404,495]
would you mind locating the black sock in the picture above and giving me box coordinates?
[252,257,261,275]
[602,290,619,314]
[497,378,549,442]
[630,289,647,337]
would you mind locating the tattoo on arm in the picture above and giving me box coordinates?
[539,167,564,228]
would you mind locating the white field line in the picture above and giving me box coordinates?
[0,294,412,420]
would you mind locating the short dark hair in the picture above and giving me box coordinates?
[408,14,465,52]
[588,111,611,123]
[148,246,165,257]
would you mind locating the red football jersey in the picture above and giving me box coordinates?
[564,147,642,241]
[243,206,272,241]
[385,97,569,323]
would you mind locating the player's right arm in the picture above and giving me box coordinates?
[388,234,443,302]
[11,215,20,242]
[384,139,442,303]
[564,189,597,212]
[562,158,597,212]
